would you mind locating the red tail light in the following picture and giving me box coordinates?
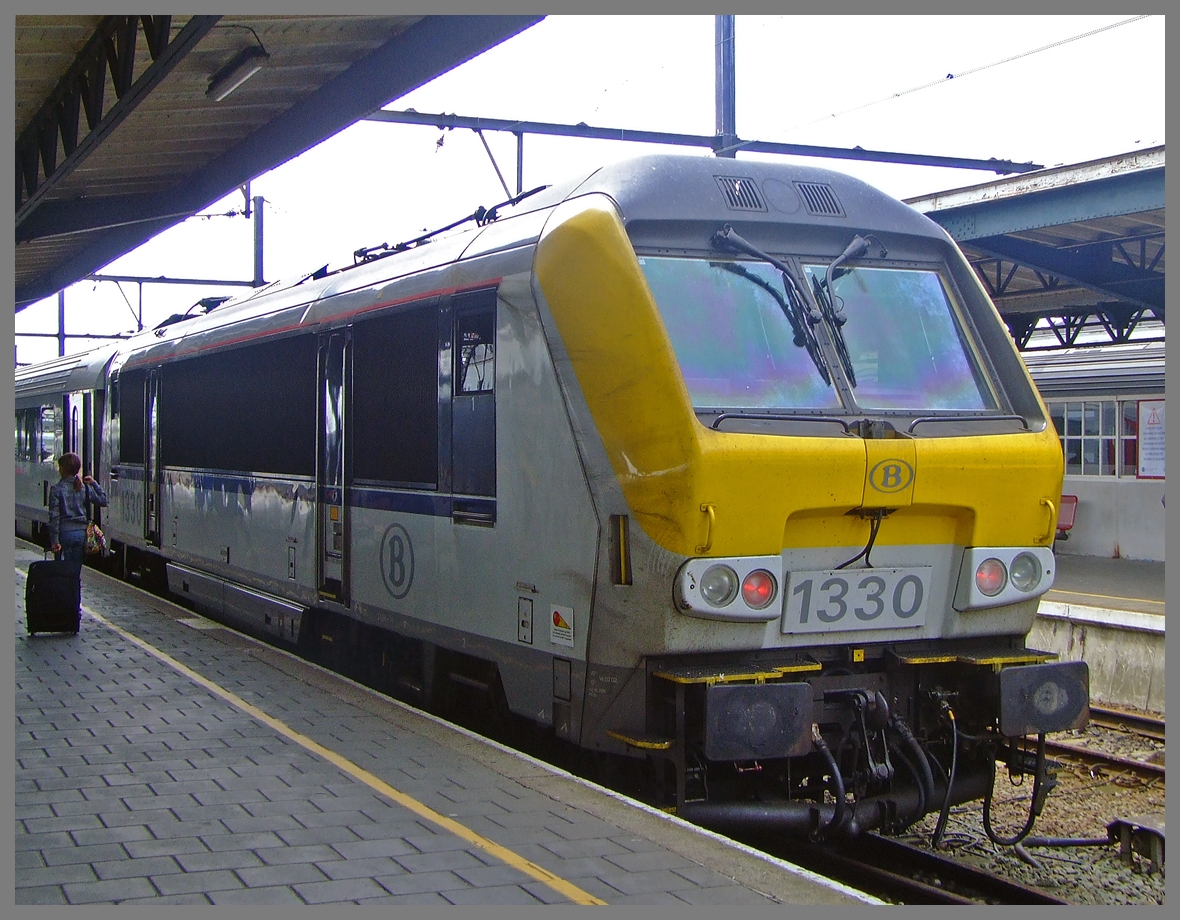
[741,569,777,610]
[975,558,1007,596]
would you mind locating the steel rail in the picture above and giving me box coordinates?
[1044,737,1165,780]
[1087,706,1166,742]
[764,833,1071,905]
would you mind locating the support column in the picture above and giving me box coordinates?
[515,131,523,196]
[253,195,265,287]
[58,290,66,356]
[715,15,737,158]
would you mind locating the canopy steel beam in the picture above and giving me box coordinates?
[365,109,1043,174]
[15,16,220,223]
[15,15,542,311]
[1006,307,1163,352]
[970,234,1164,313]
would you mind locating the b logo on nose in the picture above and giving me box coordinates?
[869,459,913,493]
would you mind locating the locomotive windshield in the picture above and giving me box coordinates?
[638,256,841,410]
[802,263,995,411]
[639,255,997,415]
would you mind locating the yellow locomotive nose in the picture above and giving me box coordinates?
[537,194,1063,562]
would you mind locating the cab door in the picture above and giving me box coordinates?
[316,331,351,604]
[450,289,497,522]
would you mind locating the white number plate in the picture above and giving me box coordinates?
[781,567,931,634]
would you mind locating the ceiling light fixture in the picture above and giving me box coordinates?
[206,44,270,102]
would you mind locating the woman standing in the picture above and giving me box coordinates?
[48,452,108,573]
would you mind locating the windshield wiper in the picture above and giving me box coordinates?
[710,225,831,386]
[822,234,887,324]
[810,234,889,387]
[808,273,857,387]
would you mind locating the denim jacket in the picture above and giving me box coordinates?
[48,478,109,547]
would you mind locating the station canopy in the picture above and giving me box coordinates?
[15,14,541,312]
[908,147,1164,352]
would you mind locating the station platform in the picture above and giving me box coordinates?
[1046,553,1165,618]
[1034,553,1165,715]
[14,542,874,907]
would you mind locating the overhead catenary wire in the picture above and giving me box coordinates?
[776,15,1152,137]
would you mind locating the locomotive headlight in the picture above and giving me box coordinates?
[741,569,778,610]
[975,558,1007,596]
[700,564,739,607]
[953,546,1055,611]
[1009,552,1042,592]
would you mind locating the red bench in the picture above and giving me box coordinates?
[1056,494,1078,542]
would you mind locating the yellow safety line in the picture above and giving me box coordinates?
[1045,588,1164,608]
[81,606,607,906]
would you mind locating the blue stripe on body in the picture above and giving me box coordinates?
[112,466,492,519]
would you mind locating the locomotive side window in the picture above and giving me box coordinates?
[352,302,439,487]
[457,307,495,394]
[160,335,317,475]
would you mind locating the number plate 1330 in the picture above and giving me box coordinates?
[781,567,931,634]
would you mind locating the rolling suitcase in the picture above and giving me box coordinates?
[25,554,81,635]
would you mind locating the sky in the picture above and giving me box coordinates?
[13,14,1166,366]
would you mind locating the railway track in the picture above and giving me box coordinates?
[1044,737,1165,781]
[759,832,1070,904]
[1088,705,1166,741]
[1043,706,1165,781]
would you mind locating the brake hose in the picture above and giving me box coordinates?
[983,732,1047,846]
[930,706,958,848]
[812,724,846,838]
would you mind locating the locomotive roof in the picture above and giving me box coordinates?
[110,154,953,369]
[568,154,944,241]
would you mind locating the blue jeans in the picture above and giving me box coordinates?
[55,529,86,574]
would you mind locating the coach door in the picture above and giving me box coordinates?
[143,369,162,547]
[316,331,351,604]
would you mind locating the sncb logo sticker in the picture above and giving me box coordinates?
[869,459,914,493]
[380,523,414,599]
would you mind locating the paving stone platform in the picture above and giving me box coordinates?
[14,542,873,906]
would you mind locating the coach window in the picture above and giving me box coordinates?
[118,370,147,464]
[15,409,37,461]
[39,405,59,461]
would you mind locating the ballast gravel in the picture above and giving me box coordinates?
[900,719,1165,905]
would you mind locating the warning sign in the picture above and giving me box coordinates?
[1137,399,1165,479]
[549,605,574,647]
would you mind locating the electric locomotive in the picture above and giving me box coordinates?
[15,154,1087,840]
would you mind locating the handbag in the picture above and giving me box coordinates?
[84,521,106,556]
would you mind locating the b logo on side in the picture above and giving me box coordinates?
[380,523,414,599]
